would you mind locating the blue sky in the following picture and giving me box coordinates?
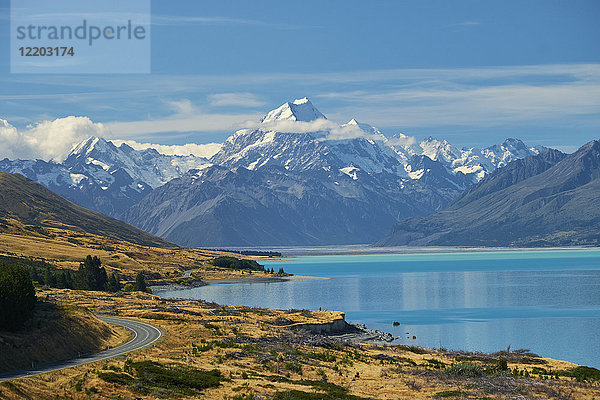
[0,0,599,158]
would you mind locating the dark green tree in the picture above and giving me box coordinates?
[57,271,73,289]
[106,273,121,292]
[210,256,265,271]
[133,272,148,292]
[74,255,107,291]
[65,270,74,289]
[0,263,36,331]
[30,267,40,283]
[44,267,57,287]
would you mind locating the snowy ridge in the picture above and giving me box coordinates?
[260,97,326,123]
[65,137,211,189]
[214,99,544,185]
[387,136,545,183]
[0,136,212,218]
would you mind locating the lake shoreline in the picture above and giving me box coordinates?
[214,245,600,257]
[151,274,328,291]
[204,274,329,284]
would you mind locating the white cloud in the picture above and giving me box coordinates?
[443,21,481,30]
[320,81,600,128]
[105,112,262,136]
[386,133,417,147]
[243,118,386,142]
[0,119,21,160]
[164,99,197,115]
[110,139,222,158]
[326,124,385,141]
[249,119,333,134]
[0,116,108,161]
[1,63,598,156]
[209,93,266,107]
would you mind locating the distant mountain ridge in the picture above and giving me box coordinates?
[378,141,600,247]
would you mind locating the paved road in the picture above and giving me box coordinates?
[0,316,161,382]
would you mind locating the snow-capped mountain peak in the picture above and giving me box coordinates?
[481,138,545,169]
[68,136,113,157]
[343,119,383,137]
[419,136,462,164]
[260,97,326,123]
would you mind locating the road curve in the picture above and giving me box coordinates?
[0,316,161,382]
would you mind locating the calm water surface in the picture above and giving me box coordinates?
[156,250,600,368]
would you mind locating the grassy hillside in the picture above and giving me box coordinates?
[0,301,126,373]
[0,216,248,280]
[0,172,171,248]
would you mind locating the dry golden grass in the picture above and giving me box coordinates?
[0,217,267,281]
[1,288,598,400]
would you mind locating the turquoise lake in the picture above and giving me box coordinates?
[156,249,600,368]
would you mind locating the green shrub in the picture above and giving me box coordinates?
[97,371,134,385]
[397,345,427,354]
[273,388,371,400]
[130,360,224,392]
[490,359,508,372]
[566,366,600,382]
[285,361,303,375]
[434,390,466,398]
[444,362,483,377]
[425,358,447,369]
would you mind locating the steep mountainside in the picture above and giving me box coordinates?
[0,172,173,247]
[123,165,446,247]
[378,141,600,247]
[450,148,566,208]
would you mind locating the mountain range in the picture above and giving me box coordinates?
[0,98,550,246]
[378,140,600,247]
[0,137,210,217]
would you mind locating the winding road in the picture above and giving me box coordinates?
[0,316,161,382]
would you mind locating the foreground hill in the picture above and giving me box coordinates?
[378,141,600,247]
[0,172,172,248]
